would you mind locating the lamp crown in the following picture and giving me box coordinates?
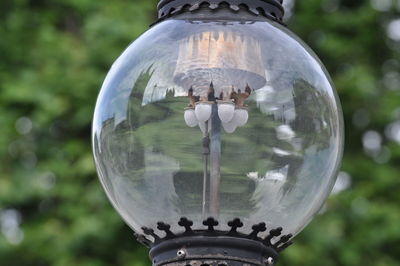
[157,0,285,24]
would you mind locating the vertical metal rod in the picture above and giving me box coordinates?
[209,104,221,216]
[202,121,209,218]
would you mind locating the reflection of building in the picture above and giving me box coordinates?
[174,30,266,96]
[99,116,115,154]
[94,116,116,195]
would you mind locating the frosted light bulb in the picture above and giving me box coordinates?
[217,101,235,123]
[198,121,211,134]
[222,120,237,134]
[184,108,198,127]
[234,108,249,127]
[195,102,212,122]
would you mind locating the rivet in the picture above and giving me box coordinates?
[177,249,186,258]
[265,257,274,265]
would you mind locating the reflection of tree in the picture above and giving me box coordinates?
[280,79,336,193]
[292,79,336,150]
[247,79,336,196]
[127,66,171,129]
[242,78,338,225]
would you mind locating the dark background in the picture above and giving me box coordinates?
[1,0,400,265]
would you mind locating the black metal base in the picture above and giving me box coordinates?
[150,235,278,266]
[134,217,293,266]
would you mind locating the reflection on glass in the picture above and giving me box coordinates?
[174,30,266,95]
[92,18,343,239]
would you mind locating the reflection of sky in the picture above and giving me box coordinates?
[253,85,296,120]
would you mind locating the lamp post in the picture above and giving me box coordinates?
[92,1,344,265]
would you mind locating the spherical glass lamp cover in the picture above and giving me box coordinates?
[92,17,344,240]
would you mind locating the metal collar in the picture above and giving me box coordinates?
[156,0,285,24]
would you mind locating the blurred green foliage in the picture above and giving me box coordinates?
[0,0,399,265]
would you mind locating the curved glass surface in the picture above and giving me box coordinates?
[92,18,344,240]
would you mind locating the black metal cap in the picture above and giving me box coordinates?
[157,0,285,23]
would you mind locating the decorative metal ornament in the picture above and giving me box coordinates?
[156,0,285,24]
[134,217,292,266]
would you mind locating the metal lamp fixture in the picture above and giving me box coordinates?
[92,0,344,265]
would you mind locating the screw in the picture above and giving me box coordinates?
[265,257,274,265]
[177,249,186,258]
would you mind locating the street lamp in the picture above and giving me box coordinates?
[92,0,344,265]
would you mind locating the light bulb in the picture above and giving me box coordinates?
[198,121,211,134]
[184,108,198,127]
[233,108,249,127]
[195,102,212,122]
[222,120,237,134]
[217,101,235,123]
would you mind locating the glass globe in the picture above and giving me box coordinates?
[92,15,343,240]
